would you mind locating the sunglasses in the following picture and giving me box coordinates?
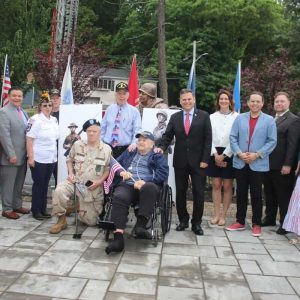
[42,104,52,108]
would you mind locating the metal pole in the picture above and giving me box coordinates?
[31,86,35,108]
[1,54,8,107]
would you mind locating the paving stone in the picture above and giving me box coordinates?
[8,273,87,299]
[253,293,300,300]
[158,276,203,289]
[0,229,30,247]
[196,236,230,247]
[258,230,287,241]
[264,243,298,251]
[200,257,238,266]
[163,229,197,245]
[14,233,59,251]
[70,260,117,280]
[0,218,39,231]
[0,271,21,292]
[215,246,235,258]
[261,238,291,245]
[157,286,205,300]
[202,264,245,281]
[0,248,40,272]
[204,279,253,300]
[163,243,216,257]
[226,231,261,244]
[160,254,201,279]
[239,260,262,275]
[27,250,82,275]
[81,247,122,264]
[89,238,110,249]
[81,226,100,237]
[105,292,155,300]
[268,250,300,262]
[246,274,295,294]
[231,242,268,254]
[287,277,300,296]
[235,254,273,263]
[0,292,52,300]
[200,227,226,237]
[117,252,160,275]
[79,279,109,300]
[124,239,163,254]
[258,261,300,277]
[109,273,156,295]
[49,239,90,252]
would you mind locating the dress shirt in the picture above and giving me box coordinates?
[16,106,28,125]
[183,108,194,125]
[210,111,238,157]
[101,103,142,146]
[275,109,289,119]
[26,113,59,163]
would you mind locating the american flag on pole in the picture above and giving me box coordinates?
[103,157,124,194]
[1,55,11,107]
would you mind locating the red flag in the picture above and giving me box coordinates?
[1,55,11,107]
[127,54,139,106]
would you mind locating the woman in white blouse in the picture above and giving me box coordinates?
[207,89,238,226]
[26,93,59,220]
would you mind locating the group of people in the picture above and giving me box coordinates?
[1,82,300,255]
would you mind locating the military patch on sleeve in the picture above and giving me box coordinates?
[26,118,35,132]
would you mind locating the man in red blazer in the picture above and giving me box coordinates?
[157,89,212,235]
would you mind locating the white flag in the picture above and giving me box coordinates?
[61,55,74,104]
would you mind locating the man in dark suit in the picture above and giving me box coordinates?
[262,92,300,234]
[0,87,30,219]
[157,88,212,235]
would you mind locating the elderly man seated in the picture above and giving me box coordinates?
[49,119,111,234]
[105,131,169,254]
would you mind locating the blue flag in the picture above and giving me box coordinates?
[233,61,241,112]
[187,61,196,96]
[61,55,74,105]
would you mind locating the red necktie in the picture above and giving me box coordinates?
[185,113,190,135]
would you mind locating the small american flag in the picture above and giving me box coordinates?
[103,157,124,194]
[1,60,11,107]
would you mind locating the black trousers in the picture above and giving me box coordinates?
[111,182,159,229]
[264,170,295,224]
[174,165,206,225]
[235,165,265,226]
[112,145,128,159]
[30,162,55,215]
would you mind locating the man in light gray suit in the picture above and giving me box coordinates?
[0,87,30,219]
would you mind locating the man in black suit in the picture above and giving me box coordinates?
[262,92,300,234]
[157,89,212,235]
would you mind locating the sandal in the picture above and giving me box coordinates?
[289,237,300,245]
[218,219,226,226]
[210,217,219,225]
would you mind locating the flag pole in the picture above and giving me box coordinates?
[1,54,8,107]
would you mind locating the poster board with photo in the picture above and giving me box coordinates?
[142,108,180,199]
[58,104,102,183]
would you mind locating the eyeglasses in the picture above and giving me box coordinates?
[41,104,52,108]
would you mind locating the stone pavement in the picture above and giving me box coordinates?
[0,201,300,300]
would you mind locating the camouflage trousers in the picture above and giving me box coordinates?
[52,180,103,226]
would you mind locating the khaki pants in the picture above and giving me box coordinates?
[52,180,103,226]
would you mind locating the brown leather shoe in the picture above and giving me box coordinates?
[13,207,30,214]
[2,211,20,219]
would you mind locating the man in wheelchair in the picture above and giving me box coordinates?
[105,131,169,254]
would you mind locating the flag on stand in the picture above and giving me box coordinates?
[1,55,11,107]
[187,61,196,96]
[61,55,74,104]
[103,157,124,194]
[127,54,139,106]
[233,60,241,112]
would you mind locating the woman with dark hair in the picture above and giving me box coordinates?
[207,89,238,226]
[26,92,59,220]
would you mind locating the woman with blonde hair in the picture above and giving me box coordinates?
[207,89,238,226]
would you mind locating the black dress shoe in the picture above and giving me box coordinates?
[32,213,44,221]
[41,212,52,218]
[135,226,152,239]
[276,226,289,235]
[192,224,204,236]
[261,219,276,227]
[176,222,189,231]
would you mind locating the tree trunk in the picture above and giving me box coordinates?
[157,0,168,103]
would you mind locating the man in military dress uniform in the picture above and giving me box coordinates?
[49,119,112,234]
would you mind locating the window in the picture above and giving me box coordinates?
[93,78,115,91]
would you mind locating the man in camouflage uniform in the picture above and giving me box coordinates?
[153,110,168,143]
[138,83,168,117]
[63,122,81,150]
[50,119,111,234]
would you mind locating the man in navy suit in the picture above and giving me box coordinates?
[157,89,212,235]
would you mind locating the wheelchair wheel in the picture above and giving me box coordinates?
[166,186,173,232]
[161,185,173,235]
[153,228,159,247]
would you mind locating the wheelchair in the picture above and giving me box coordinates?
[97,182,173,246]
